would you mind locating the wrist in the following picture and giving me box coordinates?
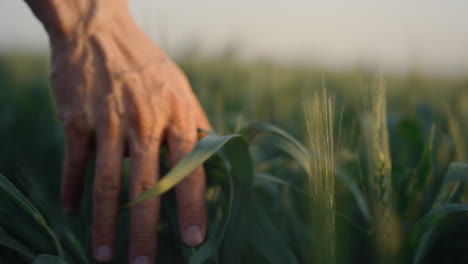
[26,0,133,42]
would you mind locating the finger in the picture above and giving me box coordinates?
[61,123,92,214]
[129,133,161,264]
[197,129,209,140]
[168,120,207,247]
[194,104,211,139]
[193,99,212,132]
[196,113,212,140]
[92,111,124,262]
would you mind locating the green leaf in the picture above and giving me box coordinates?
[0,174,64,260]
[219,136,254,264]
[241,122,309,158]
[255,172,292,187]
[247,197,299,264]
[255,172,311,197]
[256,173,368,235]
[243,122,372,223]
[406,125,437,204]
[275,137,311,174]
[443,162,468,183]
[412,224,444,264]
[335,168,373,223]
[0,225,36,260]
[128,134,248,206]
[190,163,234,264]
[413,162,468,263]
[410,203,468,249]
[64,231,88,264]
[33,254,64,264]
[433,163,468,207]
[127,132,255,263]
[0,173,45,224]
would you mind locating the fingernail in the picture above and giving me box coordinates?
[133,256,149,264]
[183,226,203,246]
[95,246,112,261]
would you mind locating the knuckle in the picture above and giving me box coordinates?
[177,184,205,214]
[63,111,91,135]
[168,125,196,145]
[138,135,161,146]
[64,110,88,125]
[98,96,123,130]
[133,181,156,195]
[130,111,160,141]
[94,177,120,198]
[126,92,167,142]
[172,131,196,143]
[170,142,196,159]
[129,100,153,128]
[170,113,193,131]
[180,203,204,217]
[181,170,203,186]
[100,110,120,131]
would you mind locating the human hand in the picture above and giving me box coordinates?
[29,1,211,263]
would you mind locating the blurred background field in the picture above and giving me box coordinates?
[1,52,468,263]
[1,0,468,263]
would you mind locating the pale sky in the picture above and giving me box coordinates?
[1,0,468,76]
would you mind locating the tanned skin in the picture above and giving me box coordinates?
[23,1,211,263]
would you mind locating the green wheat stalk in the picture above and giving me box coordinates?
[361,77,402,263]
[304,88,337,264]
